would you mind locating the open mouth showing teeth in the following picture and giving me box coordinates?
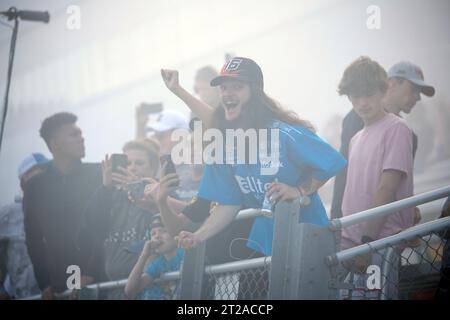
[224,101,238,110]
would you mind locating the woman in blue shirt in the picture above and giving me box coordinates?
[161,57,346,256]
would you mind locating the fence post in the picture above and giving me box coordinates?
[179,241,206,299]
[268,201,337,299]
[268,201,299,299]
[295,223,337,299]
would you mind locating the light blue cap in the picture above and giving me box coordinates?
[388,61,435,97]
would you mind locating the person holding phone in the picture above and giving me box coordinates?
[145,109,203,202]
[80,138,161,299]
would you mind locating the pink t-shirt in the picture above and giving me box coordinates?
[341,113,414,249]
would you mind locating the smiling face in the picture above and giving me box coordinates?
[349,90,386,126]
[219,80,252,121]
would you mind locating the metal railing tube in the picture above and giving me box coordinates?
[327,216,450,265]
[330,185,450,231]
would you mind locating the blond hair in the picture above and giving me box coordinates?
[122,138,160,175]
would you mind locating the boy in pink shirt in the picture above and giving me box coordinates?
[338,57,415,282]
[341,112,414,249]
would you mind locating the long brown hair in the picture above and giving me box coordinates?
[210,83,315,132]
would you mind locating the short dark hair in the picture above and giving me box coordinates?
[39,112,78,149]
[338,56,388,97]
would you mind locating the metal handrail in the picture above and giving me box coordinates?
[205,256,271,275]
[326,216,450,265]
[23,207,266,300]
[23,186,449,300]
[23,256,272,300]
[23,271,182,300]
[330,185,450,230]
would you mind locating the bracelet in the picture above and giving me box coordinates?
[296,186,311,206]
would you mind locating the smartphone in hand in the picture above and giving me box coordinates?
[160,154,179,187]
[160,154,176,175]
[111,154,128,173]
[128,180,148,200]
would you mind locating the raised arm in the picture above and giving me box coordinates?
[124,240,157,299]
[161,69,216,127]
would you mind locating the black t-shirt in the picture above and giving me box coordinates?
[23,161,102,292]
[182,197,255,265]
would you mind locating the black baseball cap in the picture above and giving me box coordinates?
[210,57,264,89]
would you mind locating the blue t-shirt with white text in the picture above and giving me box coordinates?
[198,120,346,256]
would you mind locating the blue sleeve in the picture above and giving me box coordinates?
[145,258,162,279]
[197,164,242,206]
[284,126,347,181]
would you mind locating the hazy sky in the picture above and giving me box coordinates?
[0,0,449,205]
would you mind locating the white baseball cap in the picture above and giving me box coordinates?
[146,109,189,132]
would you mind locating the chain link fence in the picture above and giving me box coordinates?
[331,231,448,300]
[71,259,272,300]
[135,278,182,300]
[21,186,450,300]
[204,264,270,300]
